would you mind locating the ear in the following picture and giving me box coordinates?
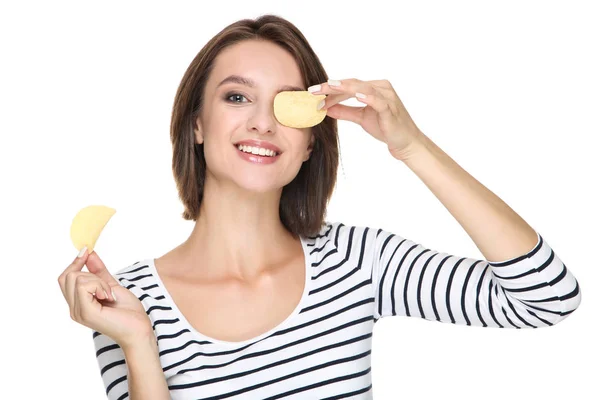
[304,133,315,162]
[194,116,204,145]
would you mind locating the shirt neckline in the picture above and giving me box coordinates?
[146,235,312,347]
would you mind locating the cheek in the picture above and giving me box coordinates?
[284,130,311,156]
[300,130,313,150]
[204,108,244,140]
[202,124,239,164]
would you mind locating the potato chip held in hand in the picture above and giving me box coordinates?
[70,205,116,254]
[274,91,327,128]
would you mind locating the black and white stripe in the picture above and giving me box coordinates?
[369,225,580,327]
[92,221,581,399]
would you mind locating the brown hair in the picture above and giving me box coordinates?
[169,14,339,237]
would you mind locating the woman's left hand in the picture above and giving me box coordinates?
[309,78,424,160]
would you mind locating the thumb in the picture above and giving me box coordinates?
[85,251,119,287]
[326,103,363,124]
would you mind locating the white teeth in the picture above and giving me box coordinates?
[236,144,278,157]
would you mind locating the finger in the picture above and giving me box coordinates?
[73,277,103,327]
[76,273,115,301]
[367,80,397,101]
[65,270,83,309]
[313,78,380,99]
[85,251,120,287]
[354,91,392,114]
[66,272,113,311]
[314,80,385,110]
[318,93,353,110]
[369,79,389,87]
[368,79,393,90]
[58,248,90,299]
[343,78,398,104]
[325,103,365,124]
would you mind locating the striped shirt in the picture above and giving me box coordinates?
[92,221,581,399]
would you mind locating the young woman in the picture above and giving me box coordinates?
[57,14,582,400]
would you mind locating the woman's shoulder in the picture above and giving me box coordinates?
[308,220,381,246]
[111,259,169,310]
[112,259,156,288]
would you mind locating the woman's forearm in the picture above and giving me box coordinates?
[123,335,171,400]
[400,132,538,262]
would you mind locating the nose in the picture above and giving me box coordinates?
[246,100,277,135]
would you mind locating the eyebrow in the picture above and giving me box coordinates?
[216,74,304,92]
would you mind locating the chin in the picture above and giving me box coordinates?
[234,170,302,194]
[232,175,282,193]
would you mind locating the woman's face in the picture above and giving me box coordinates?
[195,39,314,193]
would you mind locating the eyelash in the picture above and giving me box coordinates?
[224,92,249,103]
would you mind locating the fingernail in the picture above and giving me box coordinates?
[78,246,88,258]
[317,100,325,110]
[307,84,321,93]
[355,92,367,99]
[328,79,341,86]
[111,289,117,302]
[103,290,109,300]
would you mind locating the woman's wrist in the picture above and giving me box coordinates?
[121,327,158,355]
[122,331,171,400]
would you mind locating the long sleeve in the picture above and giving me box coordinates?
[92,330,129,399]
[371,228,582,327]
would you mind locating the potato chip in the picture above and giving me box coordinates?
[274,91,327,128]
[70,205,116,253]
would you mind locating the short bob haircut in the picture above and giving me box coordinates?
[170,14,339,237]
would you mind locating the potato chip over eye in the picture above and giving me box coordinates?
[274,91,327,128]
[70,205,116,254]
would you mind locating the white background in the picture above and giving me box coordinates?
[1,0,598,398]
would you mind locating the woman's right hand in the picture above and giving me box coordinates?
[58,248,154,350]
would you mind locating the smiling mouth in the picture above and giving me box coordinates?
[234,144,281,157]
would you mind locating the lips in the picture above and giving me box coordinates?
[233,139,282,154]
[235,143,281,164]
